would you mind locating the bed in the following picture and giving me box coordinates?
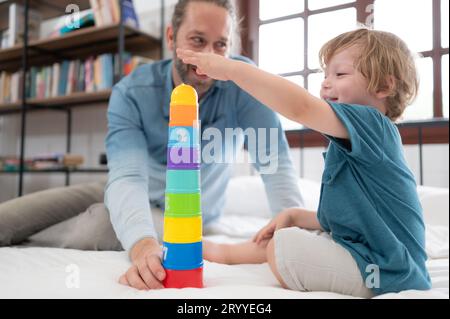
[0,176,448,299]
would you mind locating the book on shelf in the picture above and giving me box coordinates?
[6,3,42,48]
[47,9,96,38]
[59,10,95,35]
[0,154,84,171]
[0,53,153,104]
[32,153,85,169]
[89,0,139,28]
[0,70,23,104]
[0,29,10,49]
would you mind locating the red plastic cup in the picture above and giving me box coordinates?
[163,267,203,288]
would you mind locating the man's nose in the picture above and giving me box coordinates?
[201,44,215,54]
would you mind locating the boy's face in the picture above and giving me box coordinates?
[320,46,383,110]
[168,2,232,97]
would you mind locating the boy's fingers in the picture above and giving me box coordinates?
[177,48,197,58]
[181,57,197,66]
[256,230,270,244]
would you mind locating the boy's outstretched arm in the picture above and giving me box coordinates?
[177,49,348,139]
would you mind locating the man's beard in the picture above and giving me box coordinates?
[174,51,214,96]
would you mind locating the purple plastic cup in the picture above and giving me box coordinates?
[167,147,200,170]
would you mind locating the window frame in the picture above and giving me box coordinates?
[238,0,449,123]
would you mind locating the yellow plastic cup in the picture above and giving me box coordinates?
[163,216,202,244]
[170,83,198,106]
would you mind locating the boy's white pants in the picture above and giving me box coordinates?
[274,227,374,298]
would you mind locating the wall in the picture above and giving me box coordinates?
[0,1,448,203]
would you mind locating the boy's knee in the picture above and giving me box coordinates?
[266,237,289,289]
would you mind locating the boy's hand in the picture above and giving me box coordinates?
[176,48,234,81]
[252,209,295,245]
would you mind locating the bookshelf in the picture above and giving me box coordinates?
[0,90,112,114]
[0,23,161,71]
[0,0,165,197]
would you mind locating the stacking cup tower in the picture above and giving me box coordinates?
[162,84,203,288]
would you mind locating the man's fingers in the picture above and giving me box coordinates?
[136,261,164,290]
[147,254,166,282]
[126,265,150,291]
[119,274,129,286]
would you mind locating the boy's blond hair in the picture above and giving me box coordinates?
[319,28,419,121]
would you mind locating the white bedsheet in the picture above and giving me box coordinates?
[0,221,448,299]
[0,177,448,299]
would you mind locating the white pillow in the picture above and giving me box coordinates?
[223,176,321,218]
[223,176,271,218]
[224,176,449,228]
[417,185,449,227]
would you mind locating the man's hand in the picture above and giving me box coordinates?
[119,237,166,290]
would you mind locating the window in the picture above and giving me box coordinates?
[253,0,449,130]
[375,0,433,53]
[259,18,304,74]
[443,54,449,118]
[374,0,448,121]
[259,0,304,21]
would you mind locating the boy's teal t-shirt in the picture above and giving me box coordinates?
[317,102,431,295]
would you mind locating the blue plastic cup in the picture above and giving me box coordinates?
[162,241,203,271]
[166,170,200,194]
[168,126,199,148]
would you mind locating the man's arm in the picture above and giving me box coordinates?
[105,85,156,251]
[105,85,165,290]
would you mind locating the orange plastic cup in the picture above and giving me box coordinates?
[169,105,198,127]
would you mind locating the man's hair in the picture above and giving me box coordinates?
[171,0,237,41]
[319,28,419,121]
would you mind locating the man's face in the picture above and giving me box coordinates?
[168,2,232,96]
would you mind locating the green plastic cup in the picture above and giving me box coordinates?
[165,193,201,218]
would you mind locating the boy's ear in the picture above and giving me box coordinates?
[376,75,396,99]
[166,25,175,51]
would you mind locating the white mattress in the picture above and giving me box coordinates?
[0,177,448,299]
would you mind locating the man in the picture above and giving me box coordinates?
[106,0,303,290]
[0,0,303,291]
